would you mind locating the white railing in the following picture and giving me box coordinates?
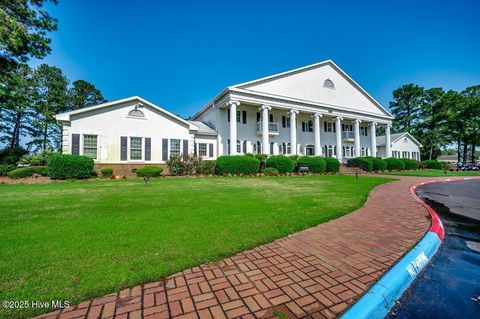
[256,121,279,134]
[342,131,355,139]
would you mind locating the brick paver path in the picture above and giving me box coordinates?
[35,176,435,319]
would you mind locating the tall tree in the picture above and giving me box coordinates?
[443,90,466,162]
[0,64,34,148]
[28,64,68,152]
[0,1,58,74]
[461,85,480,162]
[67,80,107,111]
[418,87,446,160]
[389,84,424,134]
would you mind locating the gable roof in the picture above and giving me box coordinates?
[188,121,217,135]
[55,96,198,130]
[376,132,423,147]
[230,60,393,118]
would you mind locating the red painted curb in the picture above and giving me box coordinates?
[409,176,480,241]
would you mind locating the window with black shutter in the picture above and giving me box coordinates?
[145,138,151,161]
[162,138,168,161]
[208,143,213,157]
[72,134,80,155]
[183,140,188,155]
[269,114,273,122]
[256,112,260,122]
[282,116,286,128]
[302,122,306,132]
[227,110,230,122]
[120,136,127,160]
[324,122,327,132]
[242,110,247,124]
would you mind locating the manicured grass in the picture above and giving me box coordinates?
[0,175,393,318]
[383,169,480,177]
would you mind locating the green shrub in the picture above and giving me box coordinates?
[0,164,16,176]
[347,157,373,172]
[297,156,327,173]
[254,154,268,163]
[288,155,299,163]
[18,151,55,166]
[7,166,48,179]
[263,167,279,176]
[167,155,199,176]
[324,157,340,173]
[401,159,420,170]
[101,168,113,177]
[266,155,295,173]
[136,166,163,177]
[423,160,443,169]
[0,147,28,165]
[215,156,260,175]
[371,158,387,171]
[47,154,95,180]
[195,160,216,175]
[385,158,406,170]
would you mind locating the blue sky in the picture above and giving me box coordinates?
[34,0,480,118]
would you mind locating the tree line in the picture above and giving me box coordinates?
[0,1,107,152]
[390,84,480,162]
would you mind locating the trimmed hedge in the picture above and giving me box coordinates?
[7,166,48,179]
[195,160,216,175]
[347,157,373,172]
[264,167,279,176]
[324,157,340,173]
[297,156,327,173]
[47,154,96,180]
[215,156,260,175]
[136,166,163,177]
[101,168,113,177]
[385,157,406,170]
[371,157,387,171]
[423,160,443,169]
[0,164,16,176]
[401,159,420,170]
[266,155,295,174]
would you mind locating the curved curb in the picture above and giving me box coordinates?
[340,176,480,319]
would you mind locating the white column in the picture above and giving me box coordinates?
[289,110,299,155]
[354,119,361,158]
[335,117,343,161]
[370,122,377,157]
[261,105,271,155]
[313,113,322,156]
[385,124,392,158]
[227,99,239,155]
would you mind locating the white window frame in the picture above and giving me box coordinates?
[82,134,98,159]
[129,137,143,161]
[198,143,207,157]
[170,139,181,157]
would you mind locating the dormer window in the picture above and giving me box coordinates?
[128,109,144,118]
[324,79,335,89]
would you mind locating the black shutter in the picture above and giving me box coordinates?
[242,110,247,124]
[144,138,151,161]
[227,110,230,122]
[162,138,168,161]
[333,123,336,132]
[302,122,305,132]
[183,139,188,155]
[243,140,247,153]
[365,127,368,136]
[282,116,286,128]
[120,136,127,161]
[256,112,260,122]
[194,143,197,156]
[209,143,213,157]
[72,134,80,155]
[324,122,327,132]
[227,139,230,155]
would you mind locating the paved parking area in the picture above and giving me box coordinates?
[35,176,432,319]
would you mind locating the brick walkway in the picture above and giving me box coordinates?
[35,176,434,319]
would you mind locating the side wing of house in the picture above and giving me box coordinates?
[391,134,422,160]
[57,98,196,167]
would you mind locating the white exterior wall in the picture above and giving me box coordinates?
[63,100,193,164]
[193,135,217,159]
[378,136,421,159]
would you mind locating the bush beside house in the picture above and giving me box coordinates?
[7,166,48,179]
[384,157,406,170]
[347,157,373,172]
[263,167,280,176]
[215,156,260,175]
[195,160,216,175]
[101,168,114,177]
[297,156,326,173]
[401,159,420,170]
[47,154,96,180]
[136,166,163,177]
[423,160,443,169]
[266,156,295,173]
[324,157,340,173]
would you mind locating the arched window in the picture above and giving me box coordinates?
[324,79,335,89]
[306,145,315,156]
[286,143,291,155]
[307,120,313,132]
[328,145,333,157]
[128,109,144,118]
[256,141,262,154]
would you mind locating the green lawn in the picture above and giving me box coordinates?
[0,175,393,318]
[383,169,480,177]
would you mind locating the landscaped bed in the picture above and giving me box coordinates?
[382,169,480,177]
[0,175,392,318]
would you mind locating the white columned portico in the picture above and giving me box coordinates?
[227,99,240,155]
[370,122,377,157]
[335,117,343,161]
[289,109,299,155]
[354,119,361,158]
[261,105,271,155]
[385,124,392,158]
[313,113,322,156]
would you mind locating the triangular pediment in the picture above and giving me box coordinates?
[232,60,392,117]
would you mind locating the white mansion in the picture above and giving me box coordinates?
[56,60,421,170]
